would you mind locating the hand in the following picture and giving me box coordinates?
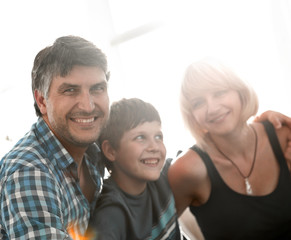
[254,110,291,129]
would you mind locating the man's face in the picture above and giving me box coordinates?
[39,66,109,151]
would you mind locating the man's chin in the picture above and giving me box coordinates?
[69,136,98,148]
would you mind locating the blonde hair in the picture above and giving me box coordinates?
[180,59,259,149]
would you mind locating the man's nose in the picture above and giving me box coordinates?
[78,92,95,112]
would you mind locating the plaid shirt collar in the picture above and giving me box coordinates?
[34,117,102,173]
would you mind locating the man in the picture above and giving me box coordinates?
[0,36,109,239]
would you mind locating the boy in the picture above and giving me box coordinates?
[86,98,181,240]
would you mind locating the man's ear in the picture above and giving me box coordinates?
[34,90,47,115]
[102,140,116,162]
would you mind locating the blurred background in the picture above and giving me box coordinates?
[1,0,291,158]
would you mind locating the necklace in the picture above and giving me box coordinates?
[211,125,258,195]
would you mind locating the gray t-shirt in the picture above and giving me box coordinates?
[87,159,181,240]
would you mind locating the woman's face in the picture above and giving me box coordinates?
[190,88,242,136]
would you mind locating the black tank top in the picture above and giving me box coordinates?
[190,121,291,240]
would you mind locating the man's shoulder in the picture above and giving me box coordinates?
[0,122,59,181]
[1,119,47,159]
[1,135,43,168]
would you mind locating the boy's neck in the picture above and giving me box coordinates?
[112,173,147,196]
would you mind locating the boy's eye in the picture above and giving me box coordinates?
[155,134,163,141]
[135,135,145,141]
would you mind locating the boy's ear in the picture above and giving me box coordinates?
[101,140,116,162]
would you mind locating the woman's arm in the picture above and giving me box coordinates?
[178,207,204,240]
[168,150,209,216]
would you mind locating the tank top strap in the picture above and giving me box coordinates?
[261,120,287,170]
[190,145,223,187]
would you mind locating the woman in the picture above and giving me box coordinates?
[168,59,291,239]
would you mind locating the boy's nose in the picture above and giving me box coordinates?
[147,139,159,152]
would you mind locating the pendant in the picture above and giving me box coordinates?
[245,178,253,195]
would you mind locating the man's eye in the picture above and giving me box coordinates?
[92,87,103,92]
[91,85,107,94]
[64,88,76,93]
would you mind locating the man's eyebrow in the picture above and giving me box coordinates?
[93,81,108,88]
[58,83,79,90]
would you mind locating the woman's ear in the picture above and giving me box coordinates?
[102,140,116,162]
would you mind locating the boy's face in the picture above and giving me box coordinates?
[111,121,166,193]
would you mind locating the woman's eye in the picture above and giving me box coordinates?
[192,99,204,109]
[214,90,228,97]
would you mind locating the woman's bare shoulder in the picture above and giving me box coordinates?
[168,148,211,213]
[169,148,208,186]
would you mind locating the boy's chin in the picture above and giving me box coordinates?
[145,172,162,181]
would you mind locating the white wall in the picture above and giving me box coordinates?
[1,0,291,158]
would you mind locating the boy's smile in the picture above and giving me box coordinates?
[140,158,160,166]
[110,121,166,195]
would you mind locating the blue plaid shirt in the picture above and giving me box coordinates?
[0,118,104,239]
